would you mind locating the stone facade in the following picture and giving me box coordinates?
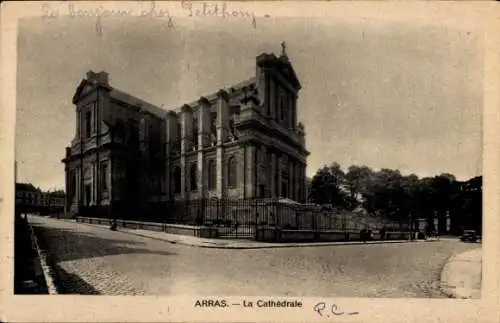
[62,50,309,218]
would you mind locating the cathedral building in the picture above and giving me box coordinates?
[62,46,309,218]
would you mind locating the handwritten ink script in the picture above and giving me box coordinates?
[313,302,359,318]
[180,0,257,28]
[41,1,261,36]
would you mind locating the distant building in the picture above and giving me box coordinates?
[62,46,310,218]
[15,183,65,214]
[15,183,41,208]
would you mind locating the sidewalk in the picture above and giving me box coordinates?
[73,219,440,249]
[440,248,482,299]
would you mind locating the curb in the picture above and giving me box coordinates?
[78,220,439,249]
[26,216,58,295]
[440,249,482,299]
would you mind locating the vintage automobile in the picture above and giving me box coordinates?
[460,230,478,243]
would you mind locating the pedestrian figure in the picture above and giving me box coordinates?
[380,227,386,241]
[110,218,117,231]
[109,204,117,231]
[361,229,367,243]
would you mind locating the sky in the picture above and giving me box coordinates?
[16,12,483,191]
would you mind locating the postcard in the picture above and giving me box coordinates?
[1,1,499,322]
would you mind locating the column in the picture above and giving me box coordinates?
[76,167,81,205]
[295,163,301,202]
[216,90,229,198]
[164,111,177,200]
[64,167,70,212]
[180,104,193,199]
[197,97,211,197]
[237,148,246,198]
[277,155,283,197]
[216,90,229,144]
[245,145,256,198]
[258,146,267,197]
[289,161,294,200]
[270,152,277,198]
[301,164,306,202]
[92,161,97,205]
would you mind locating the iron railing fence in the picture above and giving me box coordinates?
[77,198,410,233]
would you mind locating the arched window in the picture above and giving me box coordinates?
[208,159,216,190]
[190,163,197,191]
[174,167,181,193]
[227,156,237,188]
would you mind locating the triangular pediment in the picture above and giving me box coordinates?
[72,79,95,104]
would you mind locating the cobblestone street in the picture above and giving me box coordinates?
[30,216,480,297]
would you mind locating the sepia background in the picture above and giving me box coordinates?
[2,2,499,323]
[16,13,482,190]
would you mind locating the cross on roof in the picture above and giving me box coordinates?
[281,41,286,56]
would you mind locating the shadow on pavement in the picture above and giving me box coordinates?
[52,263,101,295]
[32,224,177,263]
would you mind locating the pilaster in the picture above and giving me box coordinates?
[301,164,306,202]
[289,161,294,201]
[64,166,70,210]
[245,145,256,198]
[270,152,277,198]
[238,147,246,198]
[164,111,177,199]
[181,104,194,152]
[180,105,193,199]
[197,97,210,196]
[256,145,267,197]
[216,90,229,198]
[295,163,301,202]
[198,97,211,149]
[216,90,229,144]
[216,148,224,198]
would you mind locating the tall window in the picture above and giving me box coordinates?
[190,163,198,191]
[85,109,92,138]
[174,167,181,193]
[227,156,237,188]
[100,162,109,192]
[192,116,199,149]
[279,94,285,121]
[208,159,216,190]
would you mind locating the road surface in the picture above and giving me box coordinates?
[29,216,480,297]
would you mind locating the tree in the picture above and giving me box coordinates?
[345,165,373,202]
[309,163,349,208]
